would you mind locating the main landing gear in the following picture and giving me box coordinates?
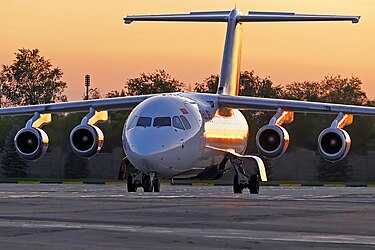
[127,171,161,193]
[229,155,260,194]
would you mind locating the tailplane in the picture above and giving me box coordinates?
[124,9,360,96]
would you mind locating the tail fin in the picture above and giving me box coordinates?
[124,9,360,96]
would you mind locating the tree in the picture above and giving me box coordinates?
[106,90,126,98]
[283,75,367,105]
[194,71,282,98]
[82,87,101,100]
[1,125,29,178]
[194,74,218,93]
[320,75,367,105]
[239,71,282,98]
[126,69,184,95]
[0,48,67,106]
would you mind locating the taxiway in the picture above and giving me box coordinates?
[0,184,374,249]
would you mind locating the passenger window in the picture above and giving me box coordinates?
[136,117,152,127]
[173,116,185,130]
[180,115,191,130]
[153,117,171,127]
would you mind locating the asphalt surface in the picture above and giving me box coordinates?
[0,184,374,249]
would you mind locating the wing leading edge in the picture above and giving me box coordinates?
[0,95,153,116]
[216,94,375,116]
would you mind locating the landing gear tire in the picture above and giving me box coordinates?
[249,174,260,194]
[127,175,137,192]
[233,174,243,194]
[153,178,160,192]
[143,175,153,192]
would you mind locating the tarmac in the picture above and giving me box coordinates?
[0,184,374,249]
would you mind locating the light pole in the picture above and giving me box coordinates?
[85,74,90,100]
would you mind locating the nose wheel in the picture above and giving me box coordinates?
[143,172,160,192]
[127,171,161,192]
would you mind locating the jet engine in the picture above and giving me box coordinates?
[70,124,104,158]
[256,109,293,159]
[14,127,49,161]
[318,113,353,163]
[318,128,351,162]
[256,124,289,159]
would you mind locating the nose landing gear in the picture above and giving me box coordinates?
[119,158,161,192]
[127,171,161,193]
[143,172,160,192]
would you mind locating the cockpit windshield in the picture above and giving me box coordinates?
[132,115,191,130]
[172,116,185,130]
[136,117,152,127]
[180,115,191,130]
[153,117,171,127]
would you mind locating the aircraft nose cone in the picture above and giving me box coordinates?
[126,129,166,157]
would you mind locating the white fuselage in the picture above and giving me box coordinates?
[122,93,248,177]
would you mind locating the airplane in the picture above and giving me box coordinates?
[1,8,366,194]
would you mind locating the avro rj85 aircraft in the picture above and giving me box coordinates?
[2,9,367,194]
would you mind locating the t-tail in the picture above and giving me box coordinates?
[124,9,360,96]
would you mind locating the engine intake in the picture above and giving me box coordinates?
[70,124,104,158]
[256,125,289,159]
[318,128,351,162]
[14,127,49,161]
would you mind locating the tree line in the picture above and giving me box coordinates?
[0,48,373,181]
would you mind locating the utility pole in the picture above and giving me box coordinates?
[85,74,90,100]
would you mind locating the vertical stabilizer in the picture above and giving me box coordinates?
[216,9,243,96]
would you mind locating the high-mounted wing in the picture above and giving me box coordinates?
[0,95,153,116]
[3,94,154,161]
[217,95,375,116]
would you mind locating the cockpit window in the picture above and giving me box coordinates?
[127,116,138,130]
[137,117,152,127]
[180,115,191,130]
[172,116,185,130]
[153,117,171,127]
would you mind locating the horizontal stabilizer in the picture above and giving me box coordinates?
[124,13,228,24]
[249,11,295,16]
[243,11,360,24]
[125,9,360,24]
[190,11,231,15]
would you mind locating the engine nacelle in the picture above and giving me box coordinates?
[70,124,104,158]
[256,125,289,159]
[318,128,351,162]
[14,127,49,161]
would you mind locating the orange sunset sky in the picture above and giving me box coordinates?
[1,0,374,100]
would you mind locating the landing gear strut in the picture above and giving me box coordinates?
[229,154,260,194]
